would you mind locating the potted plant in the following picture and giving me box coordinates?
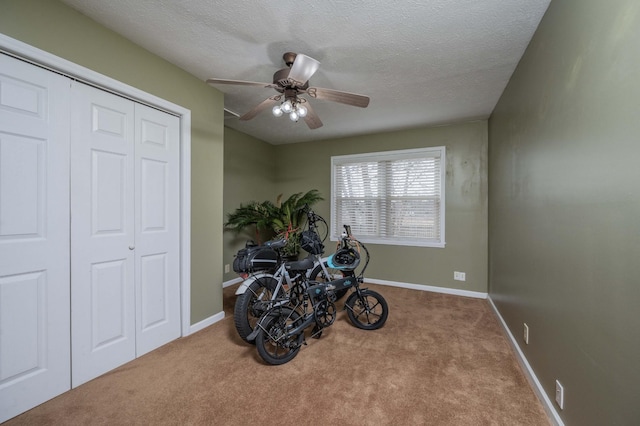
[225,190,323,259]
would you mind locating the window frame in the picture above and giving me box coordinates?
[330,146,446,248]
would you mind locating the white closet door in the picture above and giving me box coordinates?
[134,103,180,355]
[70,82,136,387]
[0,54,71,422]
[70,84,181,386]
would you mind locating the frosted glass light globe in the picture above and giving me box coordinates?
[297,105,308,118]
[282,100,293,113]
[289,111,299,121]
[272,105,283,117]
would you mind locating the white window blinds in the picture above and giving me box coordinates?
[331,147,445,247]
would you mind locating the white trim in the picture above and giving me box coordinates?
[0,35,181,116]
[223,277,243,288]
[180,117,192,337]
[187,311,225,335]
[365,278,487,299]
[332,146,444,163]
[488,296,564,426]
[0,34,193,336]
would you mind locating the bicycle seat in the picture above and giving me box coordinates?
[264,238,287,250]
[285,255,314,271]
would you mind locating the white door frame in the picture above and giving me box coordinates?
[0,34,192,336]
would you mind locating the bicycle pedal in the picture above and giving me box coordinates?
[311,325,323,339]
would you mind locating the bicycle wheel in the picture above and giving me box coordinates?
[233,276,283,343]
[309,263,353,300]
[345,289,388,330]
[256,307,304,365]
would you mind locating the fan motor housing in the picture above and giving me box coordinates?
[273,68,309,90]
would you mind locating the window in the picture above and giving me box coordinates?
[331,147,445,247]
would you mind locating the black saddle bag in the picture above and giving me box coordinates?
[233,242,279,273]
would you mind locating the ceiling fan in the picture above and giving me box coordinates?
[206,52,370,129]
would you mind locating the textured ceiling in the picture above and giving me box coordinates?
[60,0,551,144]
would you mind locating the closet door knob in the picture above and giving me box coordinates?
[129,245,135,250]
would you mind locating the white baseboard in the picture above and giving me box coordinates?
[224,276,488,299]
[223,277,242,288]
[487,296,564,426]
[187,311,225,335]
[366,278,488,299]
[186,277,240,335]
[186,276,241,335]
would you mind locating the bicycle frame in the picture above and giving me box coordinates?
[249,274,357,343]
[234,255,331,296]
[235,252,343,316]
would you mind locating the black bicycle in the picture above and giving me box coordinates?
[249,226,388,365]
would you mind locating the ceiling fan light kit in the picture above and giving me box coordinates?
[206,52,370,130]
[272,98,308,122]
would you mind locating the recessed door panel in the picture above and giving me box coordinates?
[141,158,167,232]
[0,272,44,382]
[0,134,44,238]
[140,253,168,330]
[0,72,45,118]
[92,104,127,138]
[92,150,127,235]
[140,118,168,149]
[91,260,128,349]
[0,54,70,424]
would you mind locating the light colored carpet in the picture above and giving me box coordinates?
[5,283,550,425]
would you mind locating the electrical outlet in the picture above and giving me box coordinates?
[523,323,529,344]
[224,264,230,273]
[454,271,466,281]
[555,380,564,410]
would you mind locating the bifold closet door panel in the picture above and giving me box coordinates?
[134,103,181,356]
[70,81,136,388]
[0,54,71,422]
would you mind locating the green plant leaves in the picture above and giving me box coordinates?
[224,190,323,256]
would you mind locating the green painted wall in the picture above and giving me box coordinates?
[274,121,488,293]
[488,0,640,424]
[223,127,277,282]
[0,0,225,323]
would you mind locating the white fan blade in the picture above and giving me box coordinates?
[287,54,320,85]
